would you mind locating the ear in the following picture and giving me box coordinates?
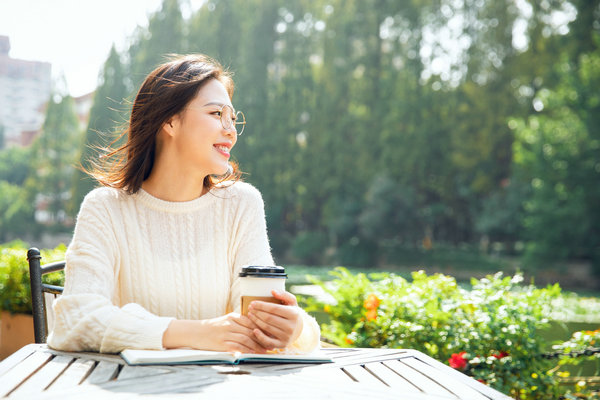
[161,115,179,138]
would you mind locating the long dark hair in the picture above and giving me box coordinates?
[89,54,241,194]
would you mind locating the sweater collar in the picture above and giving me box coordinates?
[135,188,218,213]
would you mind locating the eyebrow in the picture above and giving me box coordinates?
[201,101,236,113]
[203,101,225,107]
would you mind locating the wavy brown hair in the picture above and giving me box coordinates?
[88,54,242,194]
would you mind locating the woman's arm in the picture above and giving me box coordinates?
[227,184,321,353]
[162,314,267,353]
[48,190,172,353]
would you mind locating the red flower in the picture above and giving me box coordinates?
[492,351,509,359]
[363,294,381,310]
[449,352,468,370]
[366,308,377,321]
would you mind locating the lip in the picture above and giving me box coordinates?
[213,143,232,157]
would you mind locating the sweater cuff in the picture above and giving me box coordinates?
[100,303,174,353]
[288,309,321,354]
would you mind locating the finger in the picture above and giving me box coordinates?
[227,317,259,338]
[229,333,267,354]
[253,328,286,350]
[249,301,298,319]
[224,340,264,354]
[248,311,289,339]
[271,289,298,306]
[233,315,259,331]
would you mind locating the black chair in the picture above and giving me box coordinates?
[26,248,65,343]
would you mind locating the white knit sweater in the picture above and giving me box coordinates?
[48,181,320,354]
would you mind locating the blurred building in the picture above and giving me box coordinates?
[73,91,94,131]
[0,35,52,147]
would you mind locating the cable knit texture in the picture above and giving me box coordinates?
[48,181,320,354]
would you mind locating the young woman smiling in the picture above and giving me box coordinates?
[48,54,320,354]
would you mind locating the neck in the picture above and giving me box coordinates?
[142,158,208,202]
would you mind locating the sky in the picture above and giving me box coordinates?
[0,0,170,97]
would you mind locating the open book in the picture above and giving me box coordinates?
[120,348,333,366]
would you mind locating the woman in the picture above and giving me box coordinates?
[48,54,320,354]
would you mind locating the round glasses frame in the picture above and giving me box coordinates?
[218,104,246,136]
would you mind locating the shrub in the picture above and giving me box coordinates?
[551,328,600,398]
[305,267,563,399]
[0,242,66,314]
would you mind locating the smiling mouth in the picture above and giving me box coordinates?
[214,144,231,156]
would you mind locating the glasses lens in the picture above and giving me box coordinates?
[235,111,245,135]
[221,105,234,131]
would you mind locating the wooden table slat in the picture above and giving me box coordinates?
[0,344,44,378]
[245,373,445,400]
[364,361,423,392]
[342,364,386,386]
[97,370,223,395]
[117,364,173,381]
[46,358,96,391]
[9,355,72,397]
[83,360,119,384]
[0,351,52,397]
[402,357,491,400]
[297,363,356,384]
[383,359,457,397]
[329,349,412,366]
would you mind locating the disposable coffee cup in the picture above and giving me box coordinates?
[239,266,287,316]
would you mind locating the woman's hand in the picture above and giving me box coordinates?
[207,313,269,353]
[163,314,268,354]
[247,290,304,350]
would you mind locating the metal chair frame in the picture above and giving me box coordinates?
[26,248,65,343]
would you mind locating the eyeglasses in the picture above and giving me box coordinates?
[217,104,246,135]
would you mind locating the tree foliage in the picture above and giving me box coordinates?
[3,0,599,280]
[26,92,80,229]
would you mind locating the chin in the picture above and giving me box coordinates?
[214,164,231,176]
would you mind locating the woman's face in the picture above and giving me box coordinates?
[168,79,238,179]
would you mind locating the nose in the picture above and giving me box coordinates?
[223,126,237,140]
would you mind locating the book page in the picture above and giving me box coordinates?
[120,348,332,365]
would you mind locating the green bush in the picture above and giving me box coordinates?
[304,267,563,399]
[552,328,600,398]
[0,242,66,314]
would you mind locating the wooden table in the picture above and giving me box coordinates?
[0,344,511,399]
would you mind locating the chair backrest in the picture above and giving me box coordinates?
[26,248,65,344]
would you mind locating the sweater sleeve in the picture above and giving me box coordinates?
[47,190,173,353]
[227,183,320,354]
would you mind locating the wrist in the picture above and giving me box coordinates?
[163,319,210,349]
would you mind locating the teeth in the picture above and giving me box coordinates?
[215,145,229,152]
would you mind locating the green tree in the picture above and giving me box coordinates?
[71,45,129,211]
[128,0,186,90]
[0,181,34,242]
[0,146,31,186]
[26,92,80,228]
[512,47,600,275]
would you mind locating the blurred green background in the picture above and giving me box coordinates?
[1,0,599,291]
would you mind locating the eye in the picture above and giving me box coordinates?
[211,110,222,116]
